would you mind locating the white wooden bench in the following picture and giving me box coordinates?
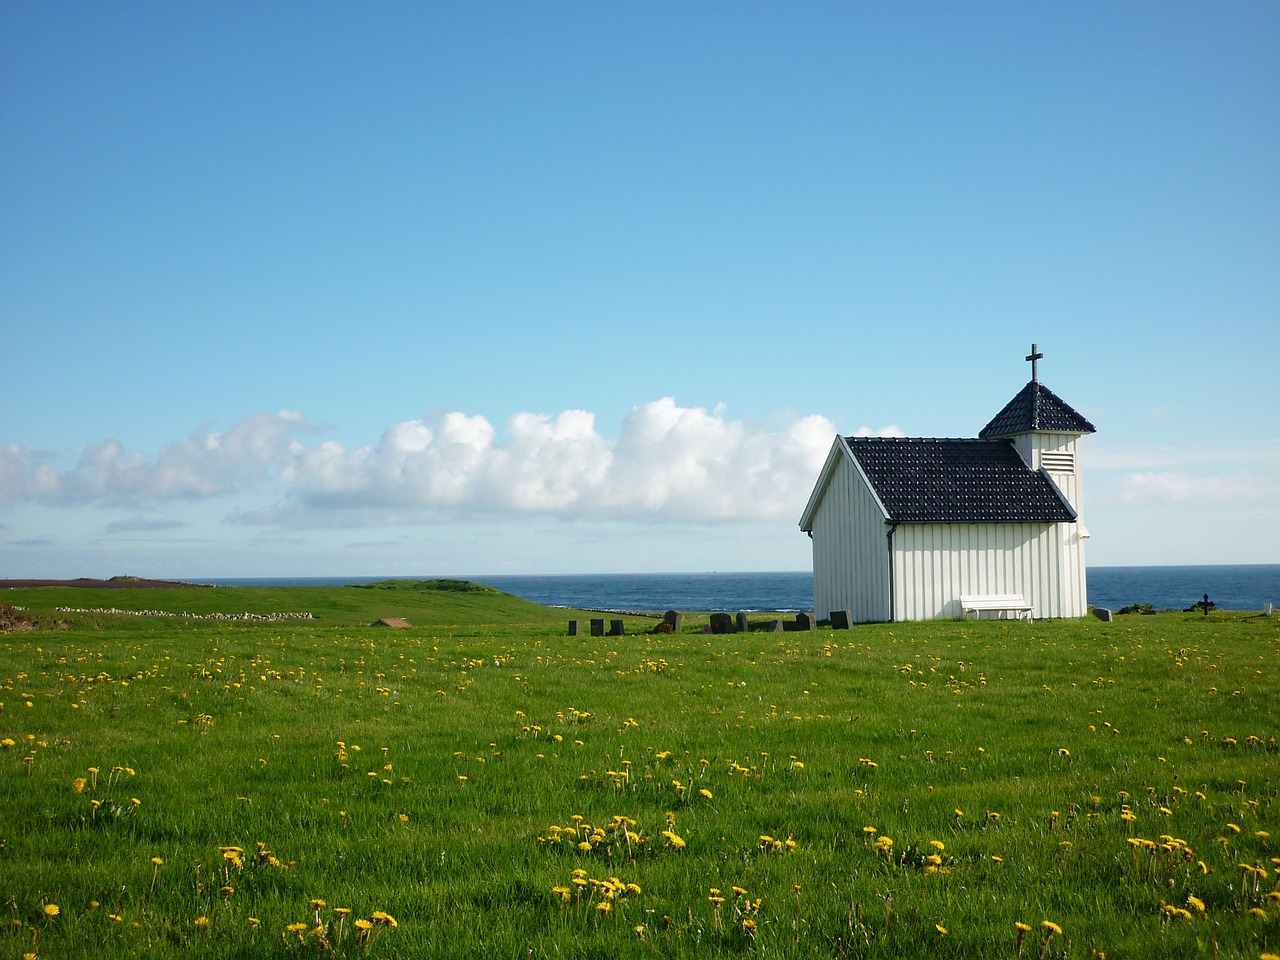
[960,594,1033,621]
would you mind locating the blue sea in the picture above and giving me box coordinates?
[205,565,1279,614]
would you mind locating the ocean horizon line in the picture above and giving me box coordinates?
[178,561,1279,582]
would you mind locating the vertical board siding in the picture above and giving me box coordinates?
[893,523,1075,619]
[810,454,889,622]
[1036,433,1088,617]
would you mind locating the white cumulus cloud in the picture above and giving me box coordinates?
[2,400,898,528]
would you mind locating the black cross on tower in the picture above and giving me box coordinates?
[1025,343,1044,382]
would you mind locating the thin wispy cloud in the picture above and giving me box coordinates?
[105,516,186,533]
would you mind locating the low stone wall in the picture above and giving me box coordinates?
[55,607,313,622]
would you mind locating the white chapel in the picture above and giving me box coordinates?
[799,346,1096,622]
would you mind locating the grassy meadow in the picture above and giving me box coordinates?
[1,581,1278,959]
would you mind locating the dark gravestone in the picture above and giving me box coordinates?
[795,612,816,631]
[568,620,581,636]
[590,618,605,637]
[709,612,733,634]
[663,610,684,632]
[609,619,625,636]
[767,619,784,632]
[1093,607,1113,622]
[735,611,748,634]
[829,610,852,630]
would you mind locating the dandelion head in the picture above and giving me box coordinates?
[1042,920,1063,936]
[42,904,60,918]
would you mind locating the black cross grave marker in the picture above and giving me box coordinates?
[1025,343,1044,382]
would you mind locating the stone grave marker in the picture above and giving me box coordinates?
[709,612,733,634]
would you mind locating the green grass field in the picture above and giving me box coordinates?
[2,582,1277,959]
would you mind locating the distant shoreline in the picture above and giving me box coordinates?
[0,577,210,589]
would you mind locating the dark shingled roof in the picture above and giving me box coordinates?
[844,437,1077,523]
[979,381,1096,439]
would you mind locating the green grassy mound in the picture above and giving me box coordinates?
[1,580,571,627]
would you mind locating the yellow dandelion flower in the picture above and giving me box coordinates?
[353,919,373,931]
[699,788,713,799]
[286,922,308,933]
[1016,922,1032,932]
[194,916,210,930]
[935,923,948,935]
[248,917,260,927]
[1248,907,1267,918]
[597,901,612,913]
[42,904,60,918]
[930,840,946,851]
[1187,895,1205,913]
[151,857,163,866]
[1042,920,1063,936]
[72,778,86,794]
[309,899,326,909]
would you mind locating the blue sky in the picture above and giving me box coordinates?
[2,2,1277,578]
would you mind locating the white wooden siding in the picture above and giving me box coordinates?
[810,451,890,622]
[892,523,1067,620]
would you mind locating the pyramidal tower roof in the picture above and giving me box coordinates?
[980,379,1096,438]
